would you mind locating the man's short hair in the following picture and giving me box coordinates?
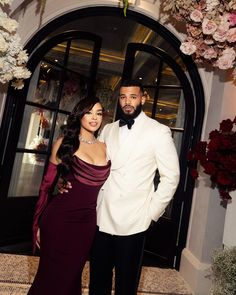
[120,79,144,94]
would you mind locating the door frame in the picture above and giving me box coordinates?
[121,42,195,267]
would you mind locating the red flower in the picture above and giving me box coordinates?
[189,117,236,201]
[187,150,195,161]
[203,162,217,175]
[220,119,233,132]
[217,171,234,186]
[208,137,221,151]
[207,150,219,161]
[219,190,232,200]
[190,168,199,179]
[209,129,220,139]
[195,141,207,154]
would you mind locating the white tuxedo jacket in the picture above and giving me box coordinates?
[97,112,180,235]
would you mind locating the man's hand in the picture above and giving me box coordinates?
[57,177,72,194]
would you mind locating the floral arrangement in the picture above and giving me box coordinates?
[28,135,48,165]
[162,0,236,78]
[189,117,236,200]
[0,0,31,89]
[39,111,49,129]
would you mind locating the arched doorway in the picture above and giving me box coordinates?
[0,7,204,269]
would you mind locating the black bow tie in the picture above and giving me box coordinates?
[119,118,135,129]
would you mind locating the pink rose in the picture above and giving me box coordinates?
[216,48,236,69]
[180,41,197,55]
[190,9,203,22]
[187,25,202,37]
[228,12,236,26]
[219,14,230,29]
[198,44,208,56]
[213,29,228,42]
[203,47,218,60]
[204,37,215,45]
[202,18,218,35]
[227,28,236,43]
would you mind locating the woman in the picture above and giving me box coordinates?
[28,97,111,295]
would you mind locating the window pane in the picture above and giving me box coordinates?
[157,88,184,128]
[8,153,46,197]
[160,63,180,86]
[132,51,162,85]
[27,62,62,108]
[44,42,67,66]
[67,39,94,75]
[53,113,68,142]
[175,91,185,129]
[59,72,87,112]
[172,131,183,156]
[17,105,55,151]
[95,77,118,125]
[142,90,155,118]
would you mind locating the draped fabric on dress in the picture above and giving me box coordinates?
[28,156,110,295]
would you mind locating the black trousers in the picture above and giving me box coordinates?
[89,227,146,295]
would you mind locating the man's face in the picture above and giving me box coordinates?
[119,86,146,115]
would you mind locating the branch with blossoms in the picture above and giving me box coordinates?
[161,0,236,79]
[0,0,31,89]
[188,117,236,201]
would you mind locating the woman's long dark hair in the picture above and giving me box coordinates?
[57,96,101,176]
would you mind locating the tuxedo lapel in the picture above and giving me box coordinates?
[108,121,120,154]
[111,113,147,169]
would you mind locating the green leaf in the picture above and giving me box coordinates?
[123,0,129,17]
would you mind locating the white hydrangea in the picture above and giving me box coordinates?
[11,79,24,90]
[0,0,13,5]
[0,17,18,33]
[0,33,8,52]
[17,50,29,65]
[0,5,31,89]
[13,67,31,79]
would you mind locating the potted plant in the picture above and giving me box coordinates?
[210,246,236,295]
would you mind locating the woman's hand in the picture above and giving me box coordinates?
[36,228,40,249]
[57,177,72,194]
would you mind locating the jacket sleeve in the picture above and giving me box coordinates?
[32,161,58,253]
[98,124,108,143]
[149,126,180,221]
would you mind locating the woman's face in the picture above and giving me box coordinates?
[80,102,103,133]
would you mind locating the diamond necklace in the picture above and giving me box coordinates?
[79,135,97,144]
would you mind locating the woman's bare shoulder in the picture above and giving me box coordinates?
[97,140,106,148]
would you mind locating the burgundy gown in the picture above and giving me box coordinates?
[28,156,111,295]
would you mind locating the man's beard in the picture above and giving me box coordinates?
[117,103,142,120]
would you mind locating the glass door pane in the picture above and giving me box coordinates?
[67,39,95,75]
[6,32,102,198]
[17,105,54,151]
[8,153,46,197]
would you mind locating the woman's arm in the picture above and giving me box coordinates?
[32,138,62,253]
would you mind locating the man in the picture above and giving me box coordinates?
[61,79,180,295]
[90,79,180,295]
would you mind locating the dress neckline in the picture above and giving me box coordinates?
[73,155,110,167]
